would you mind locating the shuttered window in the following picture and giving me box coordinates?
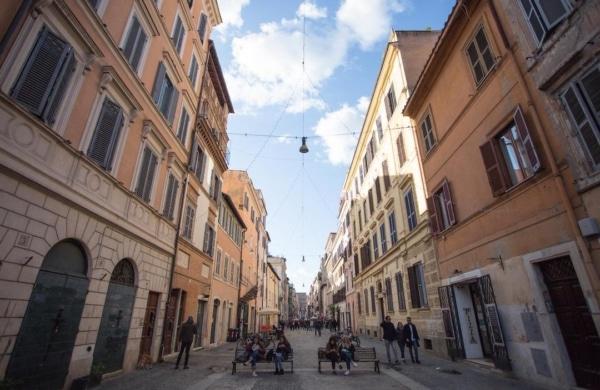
[123,16,147,72]
[385,278,394,311]
[182,205,195,239]
[375,177,382,204]
[357,292,362,314]
[198,13,208,43]
[189,55,199,87]
[203,224,215,256]
[404,188,417,231]
[151,62,179,124]
[370,286,376,314]
[420,113,436,154]
[177,108,189,145]
[397,133,406,165]
[135,146,158,202]
[172,16,185,53]
[382,160,391,191]
[12,26,76,125]
[372,231,379,260]
[380,223,387,255]
[87,98,124,170]
[466,25,495,85]
[364,289,369,315]
[561,67,600,169]
[162,173,179,220]
[408,265,421,308]
[215,249,221,274]
[368,188,374,215]
[191,142,206,182]
[209,170,221,201]
[395,272,406,311]
[388,211,398,245]
[480,106,541,195]
[376,117,383,140]
[384,83,397,120]
[427,180,456,234]
[519,0,570,44]
[353,254,359,276]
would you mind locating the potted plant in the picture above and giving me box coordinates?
[88,363,105,387]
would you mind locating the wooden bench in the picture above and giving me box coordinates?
[317,347,380,374]
[232,346,294,374]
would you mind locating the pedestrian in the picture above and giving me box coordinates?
[175,316,197,369]
[380,315,400,365]
[325,335,340,375]
[315,318,322,336]
[396,321,407,363]
[338,336,358,375]
[273,335,291,375]
[243,335,266,376]
[403,317,421,364]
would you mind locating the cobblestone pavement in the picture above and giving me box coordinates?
[98,329,547,390]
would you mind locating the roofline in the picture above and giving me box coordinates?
[268,262,281,280]
[222,193,247,229]
[209,0,222,24]
[209,40,234,113]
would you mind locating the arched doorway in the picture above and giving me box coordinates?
[93,259,136,374]
[6,240,89,389]
[210,299,220,344]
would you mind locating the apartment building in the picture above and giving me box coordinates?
[342,30,445,355]
[0,0,223,387]
[267,255,289,322]
[403,0,600,387]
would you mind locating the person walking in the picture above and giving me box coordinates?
[403,317,421,364]
[380,316,400,365]
[315,318,322,337]
[396,321,407,363]
[175,316,197,369]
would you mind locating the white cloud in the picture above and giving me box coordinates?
[313,97,368,166]
[276,134,293,144]
[297,1,327,19]
[214,0,251,37]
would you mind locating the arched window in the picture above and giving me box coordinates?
[111,259,135,286]
[42,239,87,276]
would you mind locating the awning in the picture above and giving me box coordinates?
[240,285,258,302]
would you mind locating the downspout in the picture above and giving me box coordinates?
[488,0,600,288]
[254,226,260,332]
[236,229,246,336]
[159,42,212,360]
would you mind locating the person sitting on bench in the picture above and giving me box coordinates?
[339,336,358,375]
[325,336,340,375]
[243,335,265,377]
[273,335,291,375]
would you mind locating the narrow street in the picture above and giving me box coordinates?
[98,330,543,390]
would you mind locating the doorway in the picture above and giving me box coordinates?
[139,291,159,360]
[93,259,136,374]
[539,256,600,388]
[6,240,89,389]
[469,283,493,358]
[210,299,220,344]
[195,300,206,347]
[162,289,178,355]
[378,298,385,324]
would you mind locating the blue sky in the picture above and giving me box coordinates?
[213,0,455,292]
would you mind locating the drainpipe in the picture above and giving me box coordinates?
[255,226,260,332]
[159,42,212,360]
[236,230,246,337]
[487,0,600,288]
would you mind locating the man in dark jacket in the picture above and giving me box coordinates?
[403,317,420,364]
[380,316,400,365]
[175,316,197,369]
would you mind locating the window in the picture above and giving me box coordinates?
[385,278,393,311]
[359,164,364,185]
[202,224,215,256]
[364,289,369,315]
[368,188,374,215]
[363,200,368,223]
[408,263,428,308]
[198,13,208,43]
[395,272,406,311]
[224,255,229,280]
[87,98,124,170]
[376,117,383,140]
[162,173,179,220]
[182,204,195,239]
[192,143,206,182]
[172,15,185,54]
[466,25,495,85]
[151,63,179,124]
[384,83,397,120]
[375,177,382,204]
[11,26,76,125]
[382,161,391,191]
[420,113,436,154]
[88,0,101,10]
[251,208,255,223]
[380,223,387,254]
[187,0,193,7]
[215,249,221,275]
[561,66,600,170]
[209,172,221,201]
[370,286,376,314]
[480,106,541,195]
[176,108,189,145]
[427,180,456,234]
[519,0,571,45]
[353,254,359,276]
[135,146,158,202]
[189,55,199,87]
[404,189,417,232]
[358,210,363,231]
[397,133,406,165]
[388,211,398,245]
[360,240,371,269]
[357,291,362,314]
[123,15,148,72]
[243,192,249,209]
[372,231,379,260]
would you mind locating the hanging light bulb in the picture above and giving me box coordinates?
[302,255,305,262]
[299,136,309,153]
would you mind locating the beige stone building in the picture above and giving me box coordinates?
[0,0,223,387]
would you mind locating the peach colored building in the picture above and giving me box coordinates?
[404,0,600,387]
[0,0,224,387]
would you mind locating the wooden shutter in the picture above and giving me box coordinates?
[426,196,439,234]
[408,266,420,309]
[395,272,406,311]
[163,174,178,220]
[130,23,147,71]
[364,289,369,315]
[152,62,166,103]
[123,17,141,61]
[438,285,462,360]
[142,150,158,202]
[441,180,456,226]
[384,94,391,120]
[44,50,75,125]
[135,148,151,198]
[513,106,541,172]
[198,14,207,42]
[478,275,511,370]
[12,27,72,119]
[561,85,600,166]
[397,133,406,165]
[87,99,124,170]
[167,89,179,125]
[480,141,507,196]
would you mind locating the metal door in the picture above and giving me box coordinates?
[210,299,220,344]
[162,289,178,355]
[438,285,464,360]
[478,275,511,370]
[138,291,159,359]
[6,240,89,390]
[540,256,600,388]
[194,300,206,347]
[93,260,136,373]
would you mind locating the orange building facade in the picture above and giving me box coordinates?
[404,0,600,387]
